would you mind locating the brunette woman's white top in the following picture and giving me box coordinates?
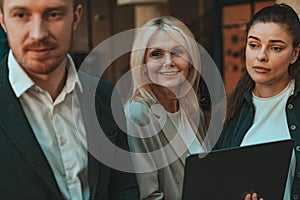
[241,79,295,200]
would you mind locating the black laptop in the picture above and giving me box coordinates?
[182,139,294,200]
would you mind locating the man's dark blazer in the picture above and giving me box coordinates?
[0,54,139,199]
[0,27,8,59]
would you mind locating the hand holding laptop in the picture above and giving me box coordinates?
[244,192,264,200]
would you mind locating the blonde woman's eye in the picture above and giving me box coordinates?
[151,50,163,58]
[172,49,183,55]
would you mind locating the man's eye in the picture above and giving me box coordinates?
[49,12,59,17]
[15,13,26,18]
[50,12,58,17]
[47,11,62,19]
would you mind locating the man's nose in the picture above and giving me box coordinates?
[29,17,49,41]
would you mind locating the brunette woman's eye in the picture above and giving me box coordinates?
[248,43,259,49]
[271,46,283,52]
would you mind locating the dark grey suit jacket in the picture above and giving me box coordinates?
[0,55,139,199]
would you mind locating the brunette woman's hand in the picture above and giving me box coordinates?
[244,192,264,200]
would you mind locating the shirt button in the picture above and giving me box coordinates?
[290,125,297,130]
[60,137,67,145]
[288,104,294,109]
[293,194,299,200]
[296,146,300,152]
[67,174,72,180]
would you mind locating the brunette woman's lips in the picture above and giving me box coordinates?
[253,66,270,73]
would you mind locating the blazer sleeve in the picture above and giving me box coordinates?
[125,101,164,200]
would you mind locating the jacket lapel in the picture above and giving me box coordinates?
[78,72,107,200]
[0,56,62,199]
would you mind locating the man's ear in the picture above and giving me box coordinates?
[73,4,83,31]
[0,10,7,33]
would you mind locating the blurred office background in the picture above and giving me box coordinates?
[70,0,300,118]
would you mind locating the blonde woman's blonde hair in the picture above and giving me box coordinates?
[128,16,201,113]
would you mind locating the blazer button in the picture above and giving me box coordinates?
[293,194,299,200]
[291,125,297,130]
[288,104,294,109]
[60,137,67,146]
[297,172,300,178]
[296,146,300,152]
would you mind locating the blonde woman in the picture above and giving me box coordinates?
[124,16,207,200]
